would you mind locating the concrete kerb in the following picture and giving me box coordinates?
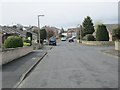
[100,50,119,59]
[14,52,48,88]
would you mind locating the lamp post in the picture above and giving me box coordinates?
[38,15,44,48]
[77,24,81,43]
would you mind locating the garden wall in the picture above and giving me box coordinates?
[115,41,120,50]
[2,46,33,65]
[82,41,114,46]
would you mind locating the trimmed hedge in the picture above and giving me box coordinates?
[4,36,23,48]
[96,24,109,41]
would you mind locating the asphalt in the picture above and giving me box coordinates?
[2,46,51,88]
[18,41,118,88]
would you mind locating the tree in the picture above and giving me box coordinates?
[43,26,55,39]
[82,16,95,36]
[47,30,55,39]
[37,28,47,44]
[80,25,84,39]
[112,28,120,41]
[96,24,109,41]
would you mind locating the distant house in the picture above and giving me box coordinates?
[105,24,118,41]
[1,26,26,44]
[67,28,80,38]
[1,25,38,44]
[44,26,61,39]
[62,33,67,37]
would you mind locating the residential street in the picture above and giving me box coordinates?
[18,41,118,88]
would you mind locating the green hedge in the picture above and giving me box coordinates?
[96,24,109,41]
[4,36,23,48]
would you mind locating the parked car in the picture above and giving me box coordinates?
[49,37,57,46]
[61,37,67,41]
[68,38,74,42]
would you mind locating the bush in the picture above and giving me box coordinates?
[112,28,120,41]
[96,24,109,41]
[23,39,31,43]
[4,36,23,48]
[23,42,30,46]
[86,34,95,41]
[83,34,95,41]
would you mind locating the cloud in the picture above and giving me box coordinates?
[1,2,118,29]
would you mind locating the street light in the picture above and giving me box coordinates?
[77,24,81,43]
[38,15,44,48]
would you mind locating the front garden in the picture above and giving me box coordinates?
[2,32,33,64]
[78,16,120,50]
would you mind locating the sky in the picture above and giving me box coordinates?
[0,0,119,30]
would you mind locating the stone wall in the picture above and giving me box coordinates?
[2,46,33,65]
[82,41,114,46]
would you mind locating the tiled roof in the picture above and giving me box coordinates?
[105,24,118,33]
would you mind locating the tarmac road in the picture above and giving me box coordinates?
[18,41,118,88]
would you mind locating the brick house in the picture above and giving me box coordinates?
[105,24,118,41]
[67,27,80,38]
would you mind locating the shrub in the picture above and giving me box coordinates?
[96,24,109,41]
[4,36,23,48]
[86,34,95,41]
[23,39,31,43]
[23,42,30,46]
[82,34,95,41]
[112,28,120,41]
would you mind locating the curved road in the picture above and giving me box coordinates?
[18,41,118,88]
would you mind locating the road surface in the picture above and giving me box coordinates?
[18,41,118,88]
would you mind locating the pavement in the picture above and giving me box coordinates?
[2,45,52,88]
[18,41,118,88]
[101,49,120,57]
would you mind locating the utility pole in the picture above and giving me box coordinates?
[38,15,44,48]
[77,24,81,43]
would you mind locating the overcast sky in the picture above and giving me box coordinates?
[0,0,118,29]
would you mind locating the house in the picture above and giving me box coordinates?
[44,26,61,39]
[105,24,118,41]
[67,27,80,38]
[1,25,38,45]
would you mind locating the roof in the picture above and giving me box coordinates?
[67,27,80,33]
[105,24,118,33]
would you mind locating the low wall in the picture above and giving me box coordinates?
[2,46,33,65]
[82,41,114,46]
[115,41,120,50]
